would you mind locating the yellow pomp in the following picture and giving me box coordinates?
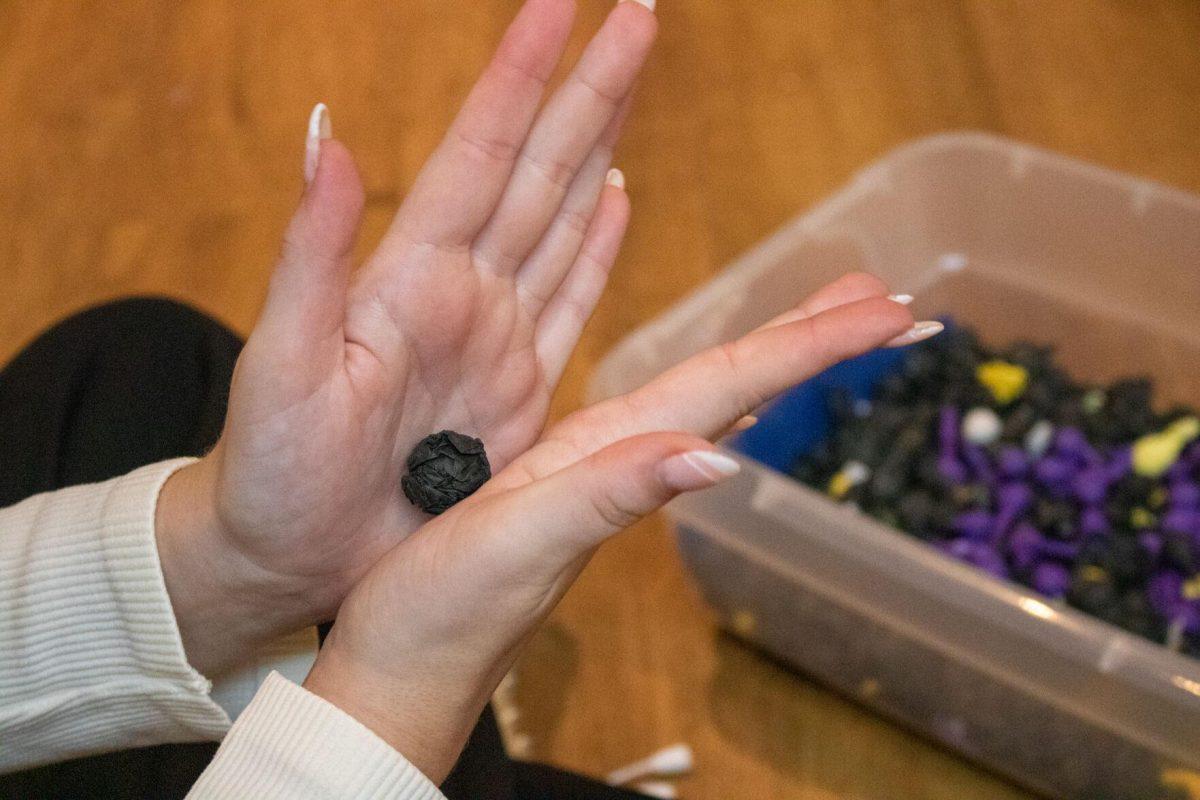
[1132,416,1200,478]
[976,360,1029,405]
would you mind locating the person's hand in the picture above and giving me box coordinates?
[303,275,928,781]
[154,0,659,676]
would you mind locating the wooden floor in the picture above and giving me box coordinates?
[4,1,1200,797]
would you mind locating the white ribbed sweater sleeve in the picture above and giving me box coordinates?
[0,459,231,770]
[188,673,445,799]
[0,460,446,800]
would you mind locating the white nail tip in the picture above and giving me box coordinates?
[886,321,944,348]
[606,168,626,189]
[304,103,332,184]
[633,782,677,800]
[888,294,914,306]
[624,0,656,11]
[682,451,741,479]
[607,744,694,786]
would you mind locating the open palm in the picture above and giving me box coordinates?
[304,273,919,780]
[180,0,658,624]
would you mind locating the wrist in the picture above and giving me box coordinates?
[155,456,316,676]
[302,629,489,784]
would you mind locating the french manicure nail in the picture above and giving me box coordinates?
[660,450,741,492]
[623,0,656,12]
[733,415,759,432]
[885,320,945,348]
[888,294,914,306]
[632,783,677,800]
[606,168,626,189]
[304,103,332,184]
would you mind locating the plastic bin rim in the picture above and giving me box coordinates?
[585,132,1200,407]
[853,130,1200,211]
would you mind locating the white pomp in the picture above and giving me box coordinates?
[606,743,694,786]
[962,406,1002,446]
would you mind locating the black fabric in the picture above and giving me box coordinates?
[0,298,643,800]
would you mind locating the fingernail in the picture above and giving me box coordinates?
[885,320,944,348]
[632,783,677,800]
[606,168,626,189]
[888,294,914,306]
[622,0,656,11]
[733,415,759,432]
[304,102,332,184]
[660,450,741,492]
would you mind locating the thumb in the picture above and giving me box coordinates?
[484,432,742,569]
[256,104,365,357]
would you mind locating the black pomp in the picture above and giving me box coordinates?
[402,430,492,515]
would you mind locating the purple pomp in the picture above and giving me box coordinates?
[943,537,975,560]
[938,455,970,485]
[1138,531,1164,561]
[1072,465,1110,506]
[992,483,1034,540]
[997,446,1030,479]
[1145,571,1200,633]
[1162,508,1200,537]
[1032,561,1071,598]
[971,546,1010,580]
[1009,521,1081,571]
[1035,456,1077,498]
[1169,481,1200,509]
[1104,447,1133,483]
[954,509,994,541]
[939,406,960,449]
[963,445,995,485]
[941,539,1009,579]
[1008,523,1044,571]
[936,406,971,485]
[1167,458,1193,484]
[1054,427,1099,465]
[1080,506,1110,539]
[1041,538,1081,561]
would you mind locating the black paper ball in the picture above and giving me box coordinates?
[402,431,492,515]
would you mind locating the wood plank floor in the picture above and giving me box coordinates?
[3,2,1199,797]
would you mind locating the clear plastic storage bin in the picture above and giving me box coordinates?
[589,133,1200,800]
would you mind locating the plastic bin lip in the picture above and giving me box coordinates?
[852,130,1200,211]
[587,132,1200,407]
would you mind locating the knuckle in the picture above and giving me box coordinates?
[521,149,577,193]
[576,71,625,110]
[714,340,767,415]
[493,50,551,94]
[802,314,840,367]
[559,205,594,239]
[453,127,521,167]
[589,489,643,531]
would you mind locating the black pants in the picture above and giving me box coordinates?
[0,299,642,800]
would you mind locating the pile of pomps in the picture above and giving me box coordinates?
[793,325,1200,657]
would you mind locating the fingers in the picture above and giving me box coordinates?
[599,295,915,442]
[483,432,738,568]
[534,174,631,382]
[389,0,577,248]
[256,137,365,360]
[756,271,894,331]
[516,93,634,313]
[471,1,657,273]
